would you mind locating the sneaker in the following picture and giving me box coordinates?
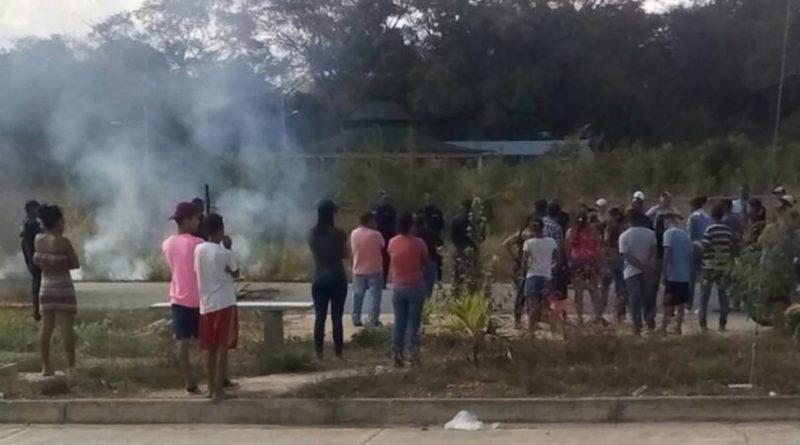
[719,325,727,332]
[353,321,364,328]
[223,379,239,389]
[393,356,405,369]
[372,321,383,328]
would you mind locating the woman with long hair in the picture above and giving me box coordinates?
[388,212,429,368]
[308,199,348,359]
[565,211,604,325]
[34,204,80,375]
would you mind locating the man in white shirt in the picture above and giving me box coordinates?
[619,209,657,335]
[194,213,239,402]
[521,219,558,331]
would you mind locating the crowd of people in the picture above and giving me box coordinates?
[504,185,794,337]
[16,184,797,399]
[308,192,446,368]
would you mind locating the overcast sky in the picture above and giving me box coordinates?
[0,0,688,44]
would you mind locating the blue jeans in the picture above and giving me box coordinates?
[524,276,549,302]
[626,273,656,331]
[352,274,383,325]
[392,283,425,359]
[699,274,729,328]
[423,261,438,299]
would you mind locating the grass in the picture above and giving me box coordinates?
[292,329,800,399]
[3,306,800,400]
[0,308,336,398]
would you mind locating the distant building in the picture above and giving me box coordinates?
[305,102,489,159]
[303,101,588,160]
[447,140,591,158]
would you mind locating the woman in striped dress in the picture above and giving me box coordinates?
[33,205,80,376]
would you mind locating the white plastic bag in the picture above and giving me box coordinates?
[444,410,498,431]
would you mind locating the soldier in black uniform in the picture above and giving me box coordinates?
[417,192,445,281]
[373,191,397,285]
[20,200,43,321]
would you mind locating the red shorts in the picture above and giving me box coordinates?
[199,306,239,351]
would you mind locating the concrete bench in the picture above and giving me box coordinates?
[149,301,313,348]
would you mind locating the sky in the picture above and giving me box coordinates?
[0,0,688,45]
[0,0,145,43]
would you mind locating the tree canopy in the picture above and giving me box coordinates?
[2,0,800,158]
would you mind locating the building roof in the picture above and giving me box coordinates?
[446,140,590,156]
[308,126,490,157]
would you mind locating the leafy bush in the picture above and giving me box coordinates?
[349,326,392,349]
[445,292,494,366]
[729,219,800,327]
[256,343,318,374]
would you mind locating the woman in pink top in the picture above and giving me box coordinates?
[350,212,385,327]
[387,212,429,368]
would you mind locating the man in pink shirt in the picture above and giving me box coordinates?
[162,202,204,395]
[350,212,385,327]
[387,212,429,368]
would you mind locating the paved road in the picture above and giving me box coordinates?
[0,280,749,331]
[1,423,799,444]
[1,280,517,312]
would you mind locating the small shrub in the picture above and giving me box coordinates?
[257,344,317,374]
[445,292,494,366]
[350,326,391,349]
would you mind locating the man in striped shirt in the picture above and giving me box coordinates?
[698,203,736,331]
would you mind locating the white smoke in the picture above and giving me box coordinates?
[0,38,316,281]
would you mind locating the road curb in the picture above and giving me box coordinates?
[1,397,800,425]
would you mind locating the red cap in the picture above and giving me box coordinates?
[169,202,199,221]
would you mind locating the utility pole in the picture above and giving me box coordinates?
[773,0,792,148]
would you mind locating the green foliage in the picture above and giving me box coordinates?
[445,292,494,366]
[730,220,800,326]
[256,343,318,374]
[294,332,800,398]
[349,326,392,349]
[422,290,448,327]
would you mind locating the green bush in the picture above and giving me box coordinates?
[256,343,318,374]
[349,326,392,349]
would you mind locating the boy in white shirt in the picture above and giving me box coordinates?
[194,213,239,402]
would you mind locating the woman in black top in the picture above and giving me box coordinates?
[308,199,348,359]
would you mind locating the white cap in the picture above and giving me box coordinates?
[595,198,608,208]
[632,191,646,201]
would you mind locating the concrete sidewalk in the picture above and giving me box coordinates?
[2,423,799,445]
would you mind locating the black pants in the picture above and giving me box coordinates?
[312,272,348,357]
[433,256,443,282]
[28,264,41,313]
[382,248,390,286]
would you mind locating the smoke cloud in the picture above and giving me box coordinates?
[0,37,316,281]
